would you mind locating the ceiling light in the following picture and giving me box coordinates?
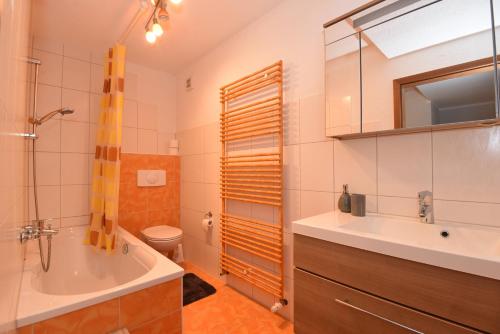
[145,30,157,44]
[170,0,182,5]
[152,19,164,36]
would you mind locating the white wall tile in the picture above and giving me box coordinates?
[299,94,327,143]
[284,100,300,145]
[61,120,89,153]
[178,127,204,155]
[203,123,219,153]
[34,119,60,152]
[378,196,418,218]
[433,127,500,203]
[300,191,334,218]
[62,57,90,91]
[123,99,138,128]
[89,93,100,124]
[138,103,158,130]
[204,183,220,217]
[137,129,157,154]
[89,123,97,152]
[284,145,300,190]
[37,84,61,116]
[61,89,89,122]
[122,127,138,153]
[300,141,333,192]
[61,153,89,185]
[61,184,89,217]
[334,137,376,194]
[158,132,173,154]
[90,63,103,94]
[32,49,63,87]
[378,133,432,197]
[29,152,60,186]
[180,208,205,241]
[284,190,300,232]
[29,185,60,220]
[181,154,204,183]
[124,71,138,101]
[181,181,205,212]
[203,153,219,184]
[33,36,63,55]
[434,199,500,228]
[61,215,89,228]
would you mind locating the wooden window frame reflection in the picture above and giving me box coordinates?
[393,56,498,129]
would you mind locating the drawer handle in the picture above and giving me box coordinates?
[334,299,424,334]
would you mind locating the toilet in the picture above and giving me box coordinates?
[140,225,183,258]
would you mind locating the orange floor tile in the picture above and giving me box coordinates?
[182,262,294,334]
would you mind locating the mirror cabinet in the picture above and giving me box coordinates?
[325,0,500,138]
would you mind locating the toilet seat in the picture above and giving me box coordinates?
[141,225,182,241]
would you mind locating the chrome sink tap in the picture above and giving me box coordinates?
[418,191,434,224]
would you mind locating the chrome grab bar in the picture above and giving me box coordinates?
[334,299,424,334]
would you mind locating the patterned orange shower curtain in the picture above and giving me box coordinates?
[85,44,126,253]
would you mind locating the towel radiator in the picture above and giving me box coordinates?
[219,61,286,308]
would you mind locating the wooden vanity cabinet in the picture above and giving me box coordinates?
[294,234,500,334]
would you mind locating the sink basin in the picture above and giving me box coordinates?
[292,211,500,280]
[339,218,500,258]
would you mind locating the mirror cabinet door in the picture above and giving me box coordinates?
[325,0,499,137]
[325,24,361,136]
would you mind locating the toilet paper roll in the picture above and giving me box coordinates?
[202,218,213,231]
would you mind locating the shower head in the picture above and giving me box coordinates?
[30,108,75,125]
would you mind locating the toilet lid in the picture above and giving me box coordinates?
[142,225,182,241]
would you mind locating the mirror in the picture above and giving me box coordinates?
[325,0,500,137]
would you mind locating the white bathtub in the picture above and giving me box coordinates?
[16,226,184,327]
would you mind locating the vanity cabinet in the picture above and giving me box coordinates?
[294,234,500,334]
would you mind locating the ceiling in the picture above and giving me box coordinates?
[31,0,283,73]
[417,70,496,109]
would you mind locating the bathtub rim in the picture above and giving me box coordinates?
[16,226,184,328]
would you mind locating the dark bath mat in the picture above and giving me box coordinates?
[183,273,217,306]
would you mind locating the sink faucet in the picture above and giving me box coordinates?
[418,191,433,224]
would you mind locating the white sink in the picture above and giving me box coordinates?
[293,211,500,280]
[340,218,500,258]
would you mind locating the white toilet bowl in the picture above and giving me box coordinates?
[140,225,183,253]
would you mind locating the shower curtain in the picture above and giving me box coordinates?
[85,44,126,253]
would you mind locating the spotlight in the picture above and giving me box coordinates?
[152,19,164,36]
[145,30,157,44]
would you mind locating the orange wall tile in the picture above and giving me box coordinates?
[18,279,182,334]
[119,154,180,237]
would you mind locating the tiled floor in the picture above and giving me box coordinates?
[182,262,294,334]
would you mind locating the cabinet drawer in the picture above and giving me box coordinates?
[294,234,500,333]
[294,268,481,334]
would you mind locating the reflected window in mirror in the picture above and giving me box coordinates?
[395,58,497,128]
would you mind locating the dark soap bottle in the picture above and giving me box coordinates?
[338,184,351,213]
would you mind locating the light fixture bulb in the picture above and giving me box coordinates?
[145,30,157,44]
[152,20,164,36]
[170,0,182,5]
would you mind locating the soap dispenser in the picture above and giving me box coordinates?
[338,184,351,213]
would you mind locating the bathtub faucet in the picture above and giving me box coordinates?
[19,219,59,243]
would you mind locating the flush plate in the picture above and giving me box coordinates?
[137,170,166,187]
